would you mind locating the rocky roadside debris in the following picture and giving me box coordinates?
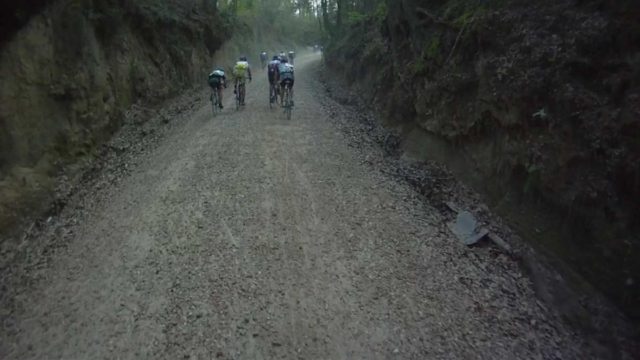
[314,62,640,357]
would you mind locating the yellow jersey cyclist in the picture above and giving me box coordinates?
[233,56,252,105]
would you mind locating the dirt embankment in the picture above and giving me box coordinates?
[0,0,228,237]
[325,0,640,322]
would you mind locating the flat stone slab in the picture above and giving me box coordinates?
[448,210,489,246]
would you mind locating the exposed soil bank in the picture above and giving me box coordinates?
[0,0,227,238]
[324,0,640,323]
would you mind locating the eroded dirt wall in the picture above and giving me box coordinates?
[0,0,227,233]
[325,0,640,321]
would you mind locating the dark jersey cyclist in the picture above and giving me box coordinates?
[208,67,227,109]
[267,56,281,103]
[260,51,267,69]
[278,57,294,105]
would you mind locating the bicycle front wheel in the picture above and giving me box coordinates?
[235,86,240,110]
[211,93,218,116]
[283,89,292,120]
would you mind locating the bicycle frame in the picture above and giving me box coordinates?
[269,82,278,109]
[235,80,246,110]
[282,84,293,120]
[211,90,219,116]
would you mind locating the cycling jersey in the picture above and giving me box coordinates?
[233,61,251,81]
[278,63,294,84]
[208,69,225,88]
[268,60,280,83]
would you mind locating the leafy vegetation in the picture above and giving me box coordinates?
[215,0,323,46]
[149,0,391,51]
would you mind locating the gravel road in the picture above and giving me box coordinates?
[1,54,636,359]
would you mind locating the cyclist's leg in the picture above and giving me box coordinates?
[279,81,284,105]
[289,79,294,103]
[218,85,224,108]
[269,81,275,102]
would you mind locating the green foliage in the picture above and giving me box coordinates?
[217,0,322,45]
[410,36,442,76]
[440,0,506,25]
[345,1,387,27]
[373,2,387,22]
[452,7,480,28]
[410,59,427,77]
[346,11,367,26]
[523,164,542,195]
[425,36,441,61]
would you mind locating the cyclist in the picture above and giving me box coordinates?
[267,55,281,104]
[278,57,294,106]
[279,51,286,61]
[260,51,267,69]
[233,56,252,105]
[288,50,295,65]
[208,67,227,109]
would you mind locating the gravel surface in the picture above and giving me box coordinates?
[0,54,637,359]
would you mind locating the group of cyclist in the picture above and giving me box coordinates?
[207,50,296,111]
[268,51,295,106]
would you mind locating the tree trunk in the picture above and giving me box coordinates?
[336,0,343,29]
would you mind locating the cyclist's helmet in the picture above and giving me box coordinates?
[272,55,279,61]
[239,56,247,61]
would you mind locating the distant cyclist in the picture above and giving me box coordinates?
[279,51,286,61]
[267,55,281,104]
[260,51,268,69]
[233,56,252,105]
[278,57,294,106]
[288,50,295,65]
[208,67,227,109]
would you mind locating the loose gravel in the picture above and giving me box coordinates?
[0,54,637,359]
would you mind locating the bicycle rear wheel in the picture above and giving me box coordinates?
[283,88,292,120]
[235,85,240,111]
[211,92,219,116]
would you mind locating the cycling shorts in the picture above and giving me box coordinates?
[280,78,294,88]
[208,77,223,89]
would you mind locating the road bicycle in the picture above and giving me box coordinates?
[269,82,278,109]
[282,83,293,120]
[235,80,246,111]
[210,89,220,116]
